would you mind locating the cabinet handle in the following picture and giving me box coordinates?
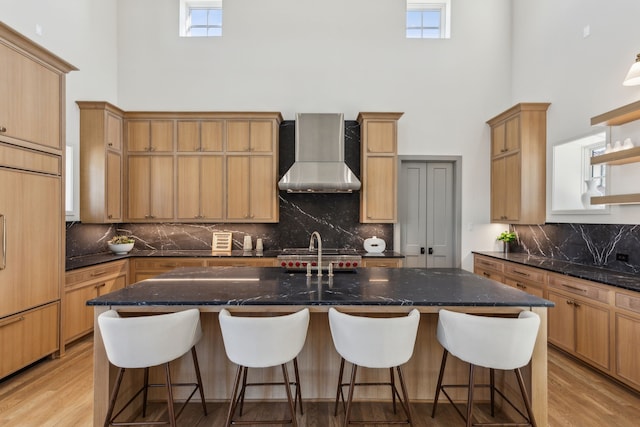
[483,272,490,277]
[149,146,155,152]
[94,283,106,289]
[566,300,574,305]
[512,270,530,277]
[0,126,6,132]
[108,214,113,219]
[0,316,25,328]
[90,270,107,277]
[161,263,178,267]
[573,301,581,308]
[560,283,587,293]
[516,283,527,289]
[108,142,113,147]
[0,214,5,270]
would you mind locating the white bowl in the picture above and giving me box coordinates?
[108,242,134,255]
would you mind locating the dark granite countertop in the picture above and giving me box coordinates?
[87,266,552,308]
[65,250,404,271]
[473,251,640,293]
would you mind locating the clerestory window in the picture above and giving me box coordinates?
[180,0,222,37]
[406,1,451,39]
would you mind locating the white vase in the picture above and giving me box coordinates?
[581,179,603,209]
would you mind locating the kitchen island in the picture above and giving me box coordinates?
[88,267,553,426]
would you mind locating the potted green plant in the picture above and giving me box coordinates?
[496,231,517,253]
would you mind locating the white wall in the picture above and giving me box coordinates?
[512,0,640,224]
[1,0,119,217]
[3,0,515,271]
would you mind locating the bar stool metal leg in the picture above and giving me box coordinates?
[466,364,475,427]
[164,363,177,427]
[431,349,448,418]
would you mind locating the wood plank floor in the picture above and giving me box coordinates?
[1,335,639,426]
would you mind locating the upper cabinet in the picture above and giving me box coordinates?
[0,37,75,152]
[487,103,550,224]
[590,100,640,206]
[358,112,403,223]
[126,119,174,152]
[78,107,282,223]
[77,102,124,223]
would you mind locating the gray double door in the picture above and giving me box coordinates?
[400,161,455,268]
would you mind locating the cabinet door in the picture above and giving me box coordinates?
[491,121,506,156]
[250,156,276,221]
[128,156,174,220]
[226,156,250,219]
[227,121,250,152]
[127,121,151,152]
[491,153,521,222]
[106,112,122,151]
[177,156,201,219]
[106,151,122,221]
[0,303,59,378]
[201,156,224,220]
[0,43,61,150]
[504,116,521,152]
[201,120,224,152]
[547,291,576,352]
[127,120,173,152]
[177,120,200,152]
[63,284,97,343]
[365,121,396,154]
[102,274,126,294]
[615,313,640,388]
[575,300,610,370]
[0,169,61,317]
[150,121,174,152]
[250,121,274,152]
[363,156,396,222]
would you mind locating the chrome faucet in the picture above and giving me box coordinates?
[309,231,322,277]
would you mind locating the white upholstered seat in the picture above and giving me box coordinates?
[98,308,206,427]
[432,309,541,427]
[218,308,310,427]
[328,307,420,426]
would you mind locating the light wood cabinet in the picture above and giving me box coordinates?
[78,101,124,223]
[503,263,545,298]
[0,303,59,378]
[207,258,278,267]
[126,120,174,152]
[177,120,224,152]
[63,261,128,344]
[0,22,74,378]
[227,120,274,152]
[226,155,278,222]
[473,255,505,282]
[547,274,611,371]
[613,290,640,389]
[487,103,549,224]
[361,258,404,268]
[177,155,224,221]
[129,258,208,283]
[358,112,403,223]
[127,155,174,220]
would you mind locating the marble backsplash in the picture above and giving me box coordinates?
[512,223,640,275]
[66,120,394,258]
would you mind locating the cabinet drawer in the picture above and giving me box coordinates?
[362,258,403,268]
[548,274,611,304]
[66,260,128,286]
[505,277,544,297]
[475,267,504,283]
[133,258,207,270]
[474,256,504,273]
[0,142,61,175]
[616,292,640,315]
[207,258,277,267]
[504,263,544,283]
[0,303,59,378]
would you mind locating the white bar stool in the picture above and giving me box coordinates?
[218,308,310,427]
[328,307,420,426]
[97,308,207,427]
[431,309,541,427]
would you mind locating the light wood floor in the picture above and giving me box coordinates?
[1,335,639,426]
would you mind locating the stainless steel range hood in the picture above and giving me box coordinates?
[278,113,361,193]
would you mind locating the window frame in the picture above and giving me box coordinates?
[179,0,223,38]
[406,1,451,39]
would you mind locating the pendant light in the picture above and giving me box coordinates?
[623,53,640,86]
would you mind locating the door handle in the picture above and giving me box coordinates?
[420,247,425,254]
[428,247,434,255]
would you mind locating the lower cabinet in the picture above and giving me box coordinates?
[207,258,277,267]
[503,263,545,298]
[361,258,404,268]
[63,260,128,344]
[0,302,59,378]
[614,290,640,389]
[129,258,207,283]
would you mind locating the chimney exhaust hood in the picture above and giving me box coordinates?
[278,113,361,193]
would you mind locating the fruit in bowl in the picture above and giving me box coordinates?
[108,236,135,255]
